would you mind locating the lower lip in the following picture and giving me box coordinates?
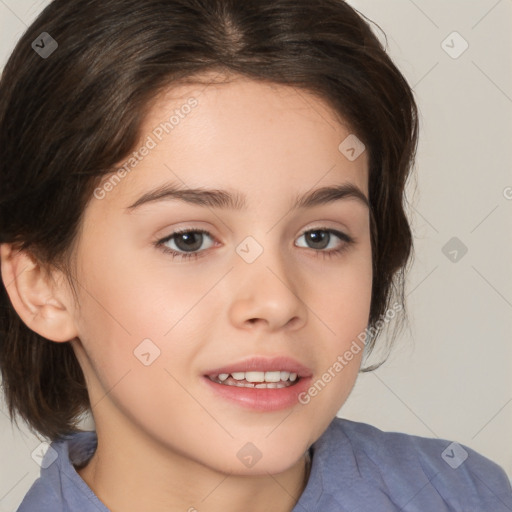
[202,375,312,412]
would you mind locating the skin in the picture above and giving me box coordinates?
[0,73,372,512]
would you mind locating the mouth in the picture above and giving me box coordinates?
[206,370,301,389]
[202,357,313,411]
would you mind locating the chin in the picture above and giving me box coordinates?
[230,442,306,476]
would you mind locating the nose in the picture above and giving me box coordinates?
[228,249,307,333]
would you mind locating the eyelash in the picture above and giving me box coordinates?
[154,227,354,262]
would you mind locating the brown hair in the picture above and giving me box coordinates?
[0,0,418,441]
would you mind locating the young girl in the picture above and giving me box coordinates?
[0,0,510,511]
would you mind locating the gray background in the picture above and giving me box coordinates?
[0,0,511,510]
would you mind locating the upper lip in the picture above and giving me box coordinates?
[204,356,313,378]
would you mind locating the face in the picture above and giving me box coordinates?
[68,74,372,475]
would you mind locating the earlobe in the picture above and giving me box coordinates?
[0,243,79,343]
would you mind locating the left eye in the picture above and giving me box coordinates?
[295,229,349,251]
[155,227,353,261]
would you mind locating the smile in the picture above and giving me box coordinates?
[207,370,299,388]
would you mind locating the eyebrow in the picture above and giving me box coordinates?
[125,181,369,213]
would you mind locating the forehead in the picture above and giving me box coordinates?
[96,75,369,211]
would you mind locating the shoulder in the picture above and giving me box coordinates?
[308,417,512,511]
[16,431,106,512]
[334,417,508,479]
[16,477,63,512]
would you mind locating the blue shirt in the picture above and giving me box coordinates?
[17,417,512,511]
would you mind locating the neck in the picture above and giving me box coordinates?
[77,425,311,512]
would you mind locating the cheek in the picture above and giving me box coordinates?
[298,246,372,404]
[72,276,198,440]
[72,236,213,396]
[306,245,373,337]
[75,231,197,339]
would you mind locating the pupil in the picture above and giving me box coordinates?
[308,230,328,249]
[177,232,202,251]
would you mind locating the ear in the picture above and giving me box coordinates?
[0,243,79,343]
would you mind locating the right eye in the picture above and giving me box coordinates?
[155,228,216,261]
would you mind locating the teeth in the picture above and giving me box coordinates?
[232,381,255,388]
[255,382,288,389]
[246,371,265,383]
[264,371,281,382]
[209,370,301,385]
